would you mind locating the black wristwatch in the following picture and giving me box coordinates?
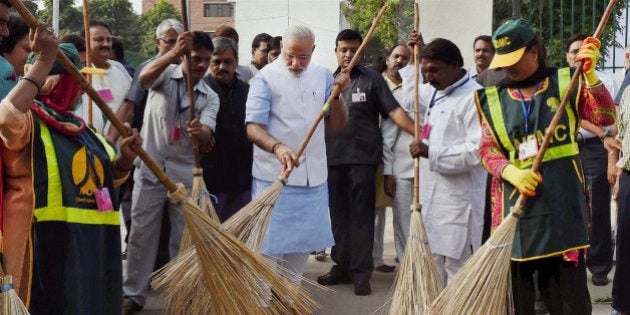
[600,129,613,142]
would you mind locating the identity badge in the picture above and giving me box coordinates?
[97,88,114,102]
[421,123,431,140]
[518,137,539,160]
[351,88,366,103]
[95,187,114,213]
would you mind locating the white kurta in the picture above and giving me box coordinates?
[418,72,487,259]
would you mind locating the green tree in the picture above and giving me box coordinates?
[138,0,181,56]
[40,0,83,36]
[493,0,630,68]
[342,0,412,63]
[84,0,142,51]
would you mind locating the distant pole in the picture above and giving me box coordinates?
[52,0,59,35]
[512,0,522,18]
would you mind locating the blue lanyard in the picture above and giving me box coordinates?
[78,133,103,189]
[516,82,541,134]
[428,76,470,116]
[175,80,200,118]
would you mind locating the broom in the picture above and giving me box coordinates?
[177,0,220,253]
[430,1,618,313]
[0,235,28,315]
[386,4,442,314]
[9,1,318,313]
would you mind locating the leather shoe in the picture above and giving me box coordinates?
[374,264,395,273]
[354,281,371,296]
[592,274,609,286]
[317,266,352,285]
[122,298,143,315]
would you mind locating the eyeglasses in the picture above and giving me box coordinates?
[159,38,177,45]
[284,52,311,61]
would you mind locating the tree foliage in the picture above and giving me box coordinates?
[342,0,413,63]
[138,0,181,56]
[40,0,84,36]
[83,0,142,51]
[493,0,629,68]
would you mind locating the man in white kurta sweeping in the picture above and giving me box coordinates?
[409,38,486,284]
[245,25,350,283]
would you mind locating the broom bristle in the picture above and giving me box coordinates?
[386,208,442,314]
[180,168,219,250]
[0,275,29,315]
[430,209,519,314]
[164,184,319,314]
[221,178,285,251]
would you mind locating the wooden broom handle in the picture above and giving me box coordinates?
[9,0,180,193]
[513,0,618,210]
[412,3,421,207]
[180,0,201,167]
[281,5,388,178]
[82,0,93,125]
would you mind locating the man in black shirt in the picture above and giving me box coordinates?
[317,29,415,296]
[202,36,252,222]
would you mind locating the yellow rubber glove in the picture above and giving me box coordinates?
[501,164,542,197]
[576,37,601,86]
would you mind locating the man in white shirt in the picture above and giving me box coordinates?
[246,25,350,285]
[409,38,486,284]
[75,20,132,134]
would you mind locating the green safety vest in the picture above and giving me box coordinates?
[476,67,589,261]
[29,116,123,314]
[32,117,119,225]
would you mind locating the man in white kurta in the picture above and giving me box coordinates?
[245,25,350,284]
[409,38,486,284]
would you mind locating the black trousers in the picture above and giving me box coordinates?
[613,170,630,313]
[328,164,377,283]
[579,139,613,276]
[511,251,591,315]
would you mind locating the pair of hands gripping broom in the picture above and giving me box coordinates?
[430,1,617,313]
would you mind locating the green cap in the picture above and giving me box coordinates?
[489,19,536,69]
[26,43,84,75]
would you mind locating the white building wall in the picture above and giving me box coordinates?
[418,0,493,73]
[234,0,343,71]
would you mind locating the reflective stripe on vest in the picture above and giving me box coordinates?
[34,122,119,225]
[485,68,579,169]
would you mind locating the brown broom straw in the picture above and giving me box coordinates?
[9,1,317,313]
[431,1,618,313]
[82,0,93,125]
[386,4,442,314]
[0,236,28,315]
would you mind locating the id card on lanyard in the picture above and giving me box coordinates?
[517,83,541,160]
[172,80,199,141]
[79,133,114,212]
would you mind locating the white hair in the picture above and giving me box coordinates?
[156,18,184,39]
[283,25,315,45]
